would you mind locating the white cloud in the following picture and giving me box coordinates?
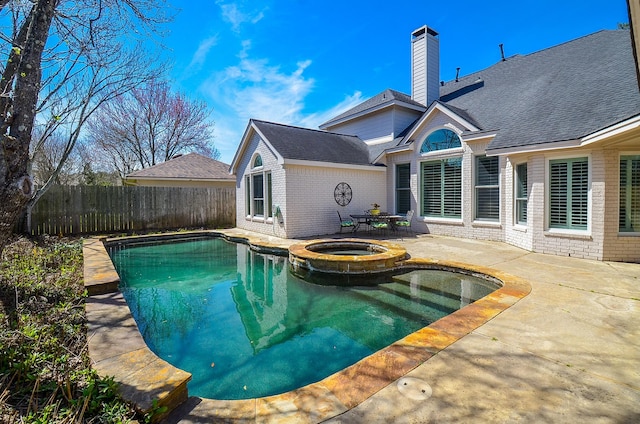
[187,35,219,72]
[200,42,366,165]
[201,55,315,163]
[298,91,364,129]
[216,1,266,33]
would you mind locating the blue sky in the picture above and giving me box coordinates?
[161,0,629,164]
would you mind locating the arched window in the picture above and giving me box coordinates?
[252,154,263,168]
[420,129,461,154]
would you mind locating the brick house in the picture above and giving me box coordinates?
[230,26,640,262]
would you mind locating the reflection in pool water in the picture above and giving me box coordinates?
[108,237,497,400]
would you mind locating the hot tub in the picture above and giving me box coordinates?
[288,239,408,276]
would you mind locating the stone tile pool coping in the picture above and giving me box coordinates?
[83,231,531,422]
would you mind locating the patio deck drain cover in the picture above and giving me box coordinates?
[397,377,433,401]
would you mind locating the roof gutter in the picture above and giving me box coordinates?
[486,139,582,156]
[580,115,640,146]
[281,158,386,171]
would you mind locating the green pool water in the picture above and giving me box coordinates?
[108,236,497,400]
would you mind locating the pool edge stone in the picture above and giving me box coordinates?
[84,236,192,423]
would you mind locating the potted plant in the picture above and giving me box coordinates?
[370,203,381,215]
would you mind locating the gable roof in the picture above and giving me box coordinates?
[319,89,426,129]
[437,30,640,151]
[250,120,373,166]
[126,153,233,181]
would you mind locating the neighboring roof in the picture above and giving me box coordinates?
[126,153,233,181]
[319,89,426,129]
[251,120,373,166]
[437,30,640,151]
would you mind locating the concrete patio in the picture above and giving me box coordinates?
[170,231,639,423]
[86,230,640,423]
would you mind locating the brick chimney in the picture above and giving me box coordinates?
[411,25,439,106]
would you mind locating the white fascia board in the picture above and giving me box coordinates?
[229,122,254,174]
[486,139,582,156]
[320,101,425,129]
[460,131,497,143]
[231,120,284,173]
[282,158,386,172]
[580,115,640,146]
[372,144,413,163]
[365,135,395,145]
[404,102,481,143]
[250,124,283,161]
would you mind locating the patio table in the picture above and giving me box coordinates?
[350,214,402,232]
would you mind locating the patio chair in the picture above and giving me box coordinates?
[337,211,355,233]
[370,220,389,236]
[395,210,414,234]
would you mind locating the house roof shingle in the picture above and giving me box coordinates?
[126,153,233,180]
[319,89,425,129]
[252,120,373,166]
[438,29,640,151]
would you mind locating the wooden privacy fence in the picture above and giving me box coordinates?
[23,185,236,236]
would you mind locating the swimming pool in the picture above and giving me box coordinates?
[108,236,498,400]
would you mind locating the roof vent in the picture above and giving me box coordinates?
[455,67,460,82]
[499,43,506,61]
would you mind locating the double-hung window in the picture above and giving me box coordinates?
[620,155,640,232]
[549,157,588,230]
[246,155,272,219]
[475,155,499,221]
[252,173,265,216]
[515,163,528,225]
[395,163,411,214]
[421,158,462,219]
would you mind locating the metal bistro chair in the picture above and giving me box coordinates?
[337,211,355,233]
[395,210,414,235]
[370,219,389,236]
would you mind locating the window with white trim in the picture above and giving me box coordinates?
[252,173,264,216]
[515,163,528,225]
[421,157,462,218]
[549,157,588,230]
[620,155,640,232]
[395,163,411,214]
[420,128,461,153]
[475,155,499,221]
[245,154,272,219]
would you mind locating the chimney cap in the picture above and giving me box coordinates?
[412,25,438,40]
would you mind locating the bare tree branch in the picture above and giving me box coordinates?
[0,0,173,253]
[86,80,218,177]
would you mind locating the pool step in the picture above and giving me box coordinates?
[351,282,454,325]
[379,281,463,314]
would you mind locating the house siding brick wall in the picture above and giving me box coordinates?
[235,133,287,237]
[235,132,387,239]
[504,157,534,251]
[284,165,386,238]
[602,149,640,262]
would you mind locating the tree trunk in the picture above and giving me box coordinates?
[0,0,58,254]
